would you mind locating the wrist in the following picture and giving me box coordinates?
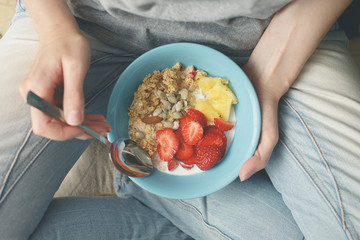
[243,59,291,102]
[24,0,81,39]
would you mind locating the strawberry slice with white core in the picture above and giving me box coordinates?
[156,128,179,161]
[181,121,204,145]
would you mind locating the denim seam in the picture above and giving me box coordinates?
[0,128,32,198]
[282,97,345,223]
[11,136,47,180]
[279,137,354,240]
[0,130,51,205]
[281,101,343,207]
[175,200,235,240]
[280,97,353,240]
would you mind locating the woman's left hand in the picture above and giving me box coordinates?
[239,64,280,181]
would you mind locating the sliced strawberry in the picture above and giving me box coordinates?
[175,143,195,160]
[201,126,227,157]
[179,115,194,130]
[214,118,235,131]
[181,121,204,145]
[157,145,171,162]
[205,125,227,144]
[186,109,207,127]
[156,128,179,161]
[180,162,194,170]
[195,145,222,170]
[175,129,195,160]
[167,158,179,171]
[196,131,226,151]
[181,155,197,165]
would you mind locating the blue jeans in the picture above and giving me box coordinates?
[1,3,359,240]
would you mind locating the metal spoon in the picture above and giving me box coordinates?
[26,91,153,177]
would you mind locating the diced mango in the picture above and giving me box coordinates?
[196,76,229,93]
[195,99,220,122]
[207,81,238,104]
[209,98,232,120]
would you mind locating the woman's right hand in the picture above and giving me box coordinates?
[19,30,111,141]
[19,0,112,141]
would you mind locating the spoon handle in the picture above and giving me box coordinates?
[26,91,110,146]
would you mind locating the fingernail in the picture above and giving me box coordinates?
[67,110,82,126]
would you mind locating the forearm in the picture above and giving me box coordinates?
[244,0,352,100]
[23,0,81,39]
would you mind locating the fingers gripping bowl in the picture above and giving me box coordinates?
[107,43,261,199]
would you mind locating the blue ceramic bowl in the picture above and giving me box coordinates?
[107,43,260,199]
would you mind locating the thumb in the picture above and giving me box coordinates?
[62,59,88,126]
[239,116,279,181]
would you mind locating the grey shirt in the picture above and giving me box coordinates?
[68,0,291,57]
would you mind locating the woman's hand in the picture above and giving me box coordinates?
[19,0,111,141]
[239,64,280,181]
[238,0,352,181]
[19,30,111,141]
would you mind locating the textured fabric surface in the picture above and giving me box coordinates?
[74,0,291,21]
[66,0,291,56]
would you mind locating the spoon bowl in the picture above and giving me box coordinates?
[109,138,153,177]
[26,91,153,177]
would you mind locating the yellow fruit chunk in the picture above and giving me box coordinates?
[207,81,238,104]
[196,76,229,93]
[209,98,232,120]
[195,99,220,121]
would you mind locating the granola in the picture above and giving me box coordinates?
[128,62,202,157]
